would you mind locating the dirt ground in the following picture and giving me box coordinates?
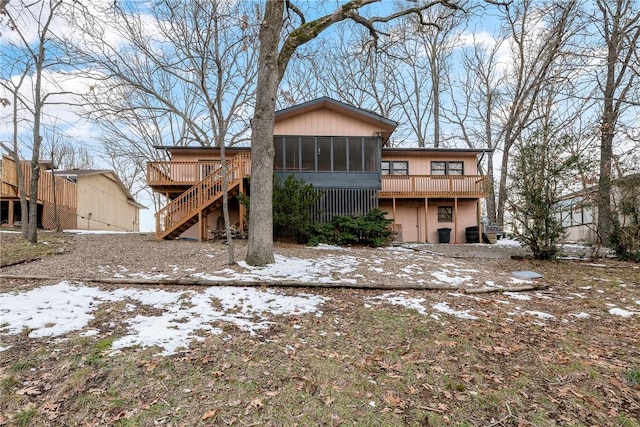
[1,231,536,282]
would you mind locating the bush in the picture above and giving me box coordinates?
[307,209,393,247]
[237,175,324,243]
[273,175,324,243]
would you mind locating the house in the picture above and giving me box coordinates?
[1,155,144,232]
[147,97,490,243]
[556,174,640,244]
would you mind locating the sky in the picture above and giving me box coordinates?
[1,232,638,356]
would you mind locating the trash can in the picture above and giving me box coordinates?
[437,228,452,244]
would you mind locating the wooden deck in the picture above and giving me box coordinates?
[1,156,77,209]
[147,158,488,199]
[147,156,251,190]
[154,153,250,239]
[379,175,489,198]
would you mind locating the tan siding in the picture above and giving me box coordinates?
[274,108,385,137]
[77,174,139,232]
[381,152,479,175]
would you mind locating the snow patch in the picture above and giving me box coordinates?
[609,308,637,317]
[432,302,478,320]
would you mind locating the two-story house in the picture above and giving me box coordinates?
[147,97,490,243]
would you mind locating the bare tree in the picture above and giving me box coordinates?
[400,6,465,147]
[278,33,410,144]
[490,0,580,227]
[42,131,96,171]
[246,0,490,266]
[593,0,640,246]
[72,0,260,263]
[1,0,69,243]
[445,33,507,222]
[0,59,31,239]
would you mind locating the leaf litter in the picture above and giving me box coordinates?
[0,232,639,425]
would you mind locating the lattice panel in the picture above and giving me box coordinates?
[42,202,77,230]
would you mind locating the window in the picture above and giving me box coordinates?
[333,137,347,171]
[274,137,284,169]
[301,137,315,170]
[285,136,298,169]
[348,138,363,171]
[364,138,378,171]
[317,137,331,171]
[431,161,464,175]
[438,206,453,222]
[382,161,409,175]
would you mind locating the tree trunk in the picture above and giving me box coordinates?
[485,153,497,223]
[245,0,284,266]
[430,39,440,148]
[219,137,235,265]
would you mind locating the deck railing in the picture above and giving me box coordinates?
[147,157,251,187]
[380,174,489,198]
[1,156,77,209]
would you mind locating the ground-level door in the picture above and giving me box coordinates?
[380,200,427,243]
[381,198,481,244]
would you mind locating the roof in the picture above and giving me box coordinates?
[52,169,146,209]
[275,97,398,144]
[157,97,399,152]
[382,147,492,155]
[55,169,112,176]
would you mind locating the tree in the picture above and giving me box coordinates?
[246,0,475,266]
[1,0,68,243]
[493,0,580,228]
[73,0,259,263]
[444,32,507,223]
[593,0,640,247]
[0,59,31,240]
[401,6,464,148]
[508,127,579,260]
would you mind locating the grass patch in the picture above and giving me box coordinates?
[627,369,640,386]
[11,408,37,427]
[0,231,71,267]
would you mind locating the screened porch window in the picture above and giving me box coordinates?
[301,137,315,170]
[348,139,363,171]
[273,136,379,172]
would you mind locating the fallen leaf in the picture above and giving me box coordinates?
[384,391,404,408]
[145,360,159,372]
[201,409,220,421]
[245,398,263,414]
[17,386,42,396]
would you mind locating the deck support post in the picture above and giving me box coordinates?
[8,200,14,225]
[476,199,482,236]
[392,197,397,239]
[424,198,429,243]
[454,197,458,244]
[198,211,205,242]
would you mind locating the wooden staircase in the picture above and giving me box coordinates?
[155,153,250,240]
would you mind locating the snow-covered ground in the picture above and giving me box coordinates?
[1,231,637,356]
